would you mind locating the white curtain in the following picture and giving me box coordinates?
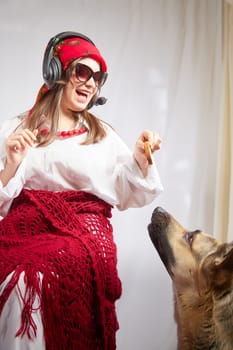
[0,1,222,349]
[214,0,233,242]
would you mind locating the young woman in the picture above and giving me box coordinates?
[0,32,163,350]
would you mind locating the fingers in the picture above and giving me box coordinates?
[137,130,162,153]
[7,129,38,152]
[134,130,162,168]
[143,130,162,151]
[134,129,162,175]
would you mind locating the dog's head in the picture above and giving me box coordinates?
[148,207,233,349]
[148,207,233,294]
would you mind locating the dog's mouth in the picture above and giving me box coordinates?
[148,207,175,275]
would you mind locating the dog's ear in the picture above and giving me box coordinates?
[213,242,233,269]
[201,243,233,289]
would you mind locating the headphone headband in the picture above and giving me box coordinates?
[46,31,96,49]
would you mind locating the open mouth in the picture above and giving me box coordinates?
[75,89,90,102]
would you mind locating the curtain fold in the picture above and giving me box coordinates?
[214,0,233,241]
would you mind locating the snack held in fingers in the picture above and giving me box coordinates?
[144,141,153,164]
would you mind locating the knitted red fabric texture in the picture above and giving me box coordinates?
[0,189,122,349]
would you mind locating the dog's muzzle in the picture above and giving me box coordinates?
[148,207,175,274]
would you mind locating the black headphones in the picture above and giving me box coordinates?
[42,31,96,89]
[42,31,107,107]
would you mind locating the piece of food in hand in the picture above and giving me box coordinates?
[144,141,153,165]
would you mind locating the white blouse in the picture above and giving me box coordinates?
[0,115,163,217]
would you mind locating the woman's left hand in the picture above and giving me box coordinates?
[134,130,162,177]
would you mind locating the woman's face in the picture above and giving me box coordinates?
[61,57,100,114]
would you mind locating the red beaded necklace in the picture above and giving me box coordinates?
[38,126,88,139]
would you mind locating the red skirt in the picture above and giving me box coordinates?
[0,189,122,350]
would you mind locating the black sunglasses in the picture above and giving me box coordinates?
[74,63,108,87]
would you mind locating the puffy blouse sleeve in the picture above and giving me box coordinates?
[105,125,163,211]
[0,116,26,216]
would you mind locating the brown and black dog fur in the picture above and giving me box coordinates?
[148,207,233,350]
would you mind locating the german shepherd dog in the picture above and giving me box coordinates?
[148,207,233,350]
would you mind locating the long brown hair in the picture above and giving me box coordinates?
[25,59,107,147]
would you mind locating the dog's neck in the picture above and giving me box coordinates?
[212,288,233,346]
[174,285,233,350]
[174,286,214,349]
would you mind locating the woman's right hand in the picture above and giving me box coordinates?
[0,129,38,187]
[5,128,38,166]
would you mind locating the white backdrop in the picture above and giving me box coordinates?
[0,1,222,349]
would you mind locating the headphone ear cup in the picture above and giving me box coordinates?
[44,56,62,89]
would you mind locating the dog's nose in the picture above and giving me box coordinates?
[153,207,167,215]
[151,206,170,224]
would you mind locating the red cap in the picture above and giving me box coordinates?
[54,37,107,72]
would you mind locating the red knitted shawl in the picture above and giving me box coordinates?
[0,189,122,349]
